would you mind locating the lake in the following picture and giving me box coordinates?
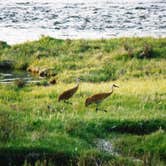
[0,0,166,44]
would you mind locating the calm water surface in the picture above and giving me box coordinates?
[0,0,166,44]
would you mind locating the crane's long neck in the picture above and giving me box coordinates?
[74,82,79,90]
[110,86,114,94]
[76,83,79,89]
[76,79,80,88]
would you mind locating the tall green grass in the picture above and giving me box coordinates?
[0,36,165,82]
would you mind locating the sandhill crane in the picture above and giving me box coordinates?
[85,84,119,111]
[58,78,80,103]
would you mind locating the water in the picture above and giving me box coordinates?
[0,0,166,44]
[95,139,115,153]
[0,70,40,84]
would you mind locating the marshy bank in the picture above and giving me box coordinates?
[0,37,166,165]
[0,36,165,82]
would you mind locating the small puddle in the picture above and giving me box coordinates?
[95,139,117,155]
[95,138,143,164]
[0,70,40,84]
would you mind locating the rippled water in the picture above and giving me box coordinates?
[0,70,39,84]
[0,0,166,44]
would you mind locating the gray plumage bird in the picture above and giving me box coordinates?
[85,84,119,111]
[58,78,80,103]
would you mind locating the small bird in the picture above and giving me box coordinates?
[85,84,119,111]
[58,78,80,103]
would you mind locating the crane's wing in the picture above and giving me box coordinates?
[58,86,78,101]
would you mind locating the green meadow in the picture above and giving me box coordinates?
[0,37,166,165]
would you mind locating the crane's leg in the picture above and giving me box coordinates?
[64,100,72,105]
[68,101,72,105]
[96,103,99,112]
[47,104,54,112]
[64,100,68,104]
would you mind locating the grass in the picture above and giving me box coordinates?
[0,36,165,81]
[0,36,166,165]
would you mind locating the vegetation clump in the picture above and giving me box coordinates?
[0,111,22,142]
[49,77,57,85]
[0,41,10,49]
[14,79,26,88]
[0,36,165,82]
[139,43,153,58]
